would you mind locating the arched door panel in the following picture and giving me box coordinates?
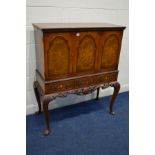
[44,33,73,80]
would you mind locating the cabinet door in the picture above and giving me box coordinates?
[73,32,99,75]
[44,32,73,80]
[99,31,123,71]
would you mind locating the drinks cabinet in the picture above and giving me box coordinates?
[33,23,126,135]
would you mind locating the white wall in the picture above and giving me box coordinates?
[26,0,129,115]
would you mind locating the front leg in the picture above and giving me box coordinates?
[43,97,50,136]
[109,82,120,115]
[33,81,41,114]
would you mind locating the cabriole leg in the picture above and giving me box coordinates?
[109,82,120,115]
[33,81,41,114]
[43,98,50,136]
[96,87,100,100]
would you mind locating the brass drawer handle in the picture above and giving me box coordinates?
[58,84,65,90]
[104,75,109,81]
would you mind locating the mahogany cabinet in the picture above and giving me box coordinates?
[33,23,126,136]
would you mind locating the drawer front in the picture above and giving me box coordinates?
[45,72,118,94]
[45,80,75,93]
[93,72,118,85]
[75,77,94,89]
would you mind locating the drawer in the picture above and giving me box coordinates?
[75,77,94,88]
[45,72,118,94]
[45,80,75,94]
[94,72,118,85]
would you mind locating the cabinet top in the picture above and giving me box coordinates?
[33,23,126,32]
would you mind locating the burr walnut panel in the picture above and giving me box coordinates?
[76,35,96,73]
[43,31,123,81]
[48,36,70,76]
[98,31,123,71]
[101,34,119,69]
[44,32,74,80]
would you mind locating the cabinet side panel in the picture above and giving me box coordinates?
[34,27,45,78]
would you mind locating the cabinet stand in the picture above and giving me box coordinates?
[34,81,120,136]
